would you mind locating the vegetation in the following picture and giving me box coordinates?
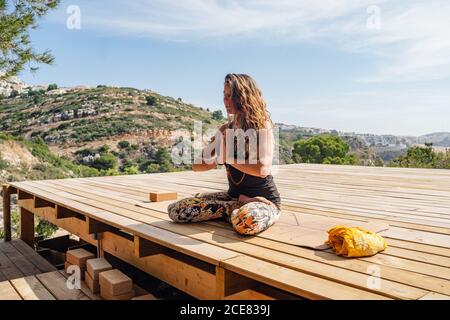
[47,83,58,91]
[390,146,450,169]
[212,110,224,121]
[0,0,60,79]
[146,95,157,106]
[92,153,117,170]
[0,209,58,240]
[292,135,358,165]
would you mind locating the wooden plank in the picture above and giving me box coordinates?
[10,239,56,273]
[20,207,35,248]
[36,271,90,300]
[2,184,12,241]
[379,227,450,248]
[0,247,24,280]
[0,280,22,300]
[10,276,56,300]
[419,292,450,300]
[0,241,40,277]
[221,255,390,300]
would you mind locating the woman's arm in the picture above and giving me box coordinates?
[192,122,229,172]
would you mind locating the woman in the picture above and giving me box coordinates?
[168,74,281,235]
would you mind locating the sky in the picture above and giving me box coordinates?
[19,0,450,136]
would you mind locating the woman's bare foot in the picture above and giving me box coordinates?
[238,194,273,205]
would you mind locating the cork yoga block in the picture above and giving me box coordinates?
[101,288,135,300]
[85,271,100,294]
[99,269,133,296]
[149,192,177,202]
[66,248,95,269]
[86,258,113,281]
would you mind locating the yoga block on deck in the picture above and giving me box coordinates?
[101,288,135,300]
[149,192,177,202]
[86,258,113,281]
[66,248,95,269]
[85,271,100,294]
[99,269,133,296]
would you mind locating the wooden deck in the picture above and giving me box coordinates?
[3,164,450,300]
[0,239,96,300]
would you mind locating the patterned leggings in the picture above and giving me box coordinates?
[167,191,281,235]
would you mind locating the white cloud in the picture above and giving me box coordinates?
[79,0,450,82]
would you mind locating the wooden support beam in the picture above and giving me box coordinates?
[2,184,12,241]
[133,236,169,258]
[34,197,55,209]
[86,216,116,234]
[215,266,257,299]
[20,207,35,248]
[56,205,77,219]
[18,190,33,200]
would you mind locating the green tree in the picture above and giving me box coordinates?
[146,96,157,106]
[292,135,358,165]
[391,146,440,168]
[47,83,58,91]
[436,150,450,169]
[155,146,173,172]
[0,0,60,79]
[212,110,224,120]
[92,153,117,170]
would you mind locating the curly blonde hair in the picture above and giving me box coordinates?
[225,74,273,130]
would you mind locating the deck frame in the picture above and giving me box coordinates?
[10,187,278,300]
[3,164,449,300]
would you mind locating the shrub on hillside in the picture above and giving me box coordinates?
[146,96,157,106]
[91,153,117,170]
[47,84,58,91]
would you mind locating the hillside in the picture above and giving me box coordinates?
[0,85,224,181]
